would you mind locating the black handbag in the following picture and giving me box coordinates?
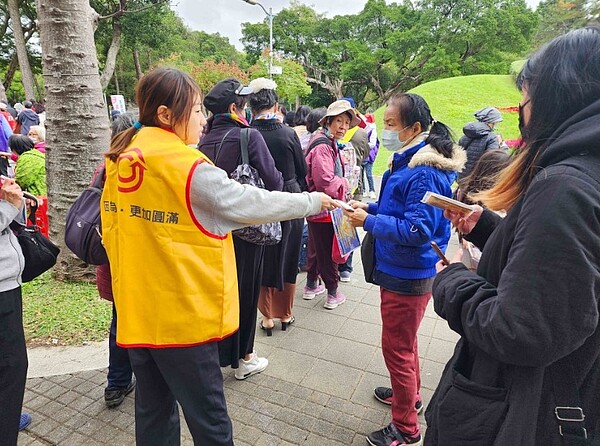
[216,128,282,245]
[11,192,60,282]
[361,231,376,284]
[64,165,108,265]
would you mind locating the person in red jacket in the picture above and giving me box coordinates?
[0,102,17,131]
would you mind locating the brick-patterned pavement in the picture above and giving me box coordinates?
[18,233,460,445]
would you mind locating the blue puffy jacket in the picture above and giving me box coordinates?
[363,133,466,280]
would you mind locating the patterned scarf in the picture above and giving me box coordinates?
[215,112,249,127]
[254,112,283,123]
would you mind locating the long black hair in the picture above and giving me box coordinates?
[306,107,326,133]
[517,26,600,159]
[388,93,454,158]
[293,106,311,126]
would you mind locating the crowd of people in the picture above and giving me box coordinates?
[1,25,599,446]
[0,100,46,196]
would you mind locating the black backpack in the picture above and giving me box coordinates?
[64,166,108,265]
[305,136,332,156]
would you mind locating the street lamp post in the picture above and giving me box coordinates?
[242,0,274,79]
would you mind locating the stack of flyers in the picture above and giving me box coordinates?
[330,208,360,257]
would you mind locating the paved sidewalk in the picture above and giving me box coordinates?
[18,229,460,446]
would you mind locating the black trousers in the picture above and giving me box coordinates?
[0,287,28,446]
[107,304,132,389]
[128,342,233,446]
[218,237,264,368]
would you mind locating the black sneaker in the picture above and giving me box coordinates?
[373,387,424,414]
[374,387,393,405]
[105,377,136,408]
[415,399,423,415]
[366,423,422,446]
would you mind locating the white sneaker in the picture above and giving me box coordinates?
[369,191,376,199]
[234,352,268,380]
[339,271,351,282]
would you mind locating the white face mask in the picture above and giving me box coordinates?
[381,124,411,151]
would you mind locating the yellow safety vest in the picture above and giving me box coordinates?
[101,127,239,348]
[339,125,359,144]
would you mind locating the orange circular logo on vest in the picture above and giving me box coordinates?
[117,148,148,193]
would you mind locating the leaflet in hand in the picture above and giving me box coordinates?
[421,191,476,216]
[334,200,354,212]
[330,208,360,256]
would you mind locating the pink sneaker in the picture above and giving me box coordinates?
[303,283,326,300]
[323,291,346,309]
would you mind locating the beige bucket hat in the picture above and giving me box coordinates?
[319,99,361,128]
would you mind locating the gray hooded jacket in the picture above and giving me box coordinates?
[458,121,501,179]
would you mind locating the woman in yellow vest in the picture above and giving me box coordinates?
[101,67,337,446]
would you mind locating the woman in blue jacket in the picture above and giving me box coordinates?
[346,93,465,446]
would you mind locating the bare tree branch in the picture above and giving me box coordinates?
[98,0,167,20]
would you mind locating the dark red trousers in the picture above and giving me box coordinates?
[380,288,431,436]
[306,221,338,292]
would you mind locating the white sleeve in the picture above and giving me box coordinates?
[188,162,322,236]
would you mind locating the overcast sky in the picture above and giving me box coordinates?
[173,0,541,50]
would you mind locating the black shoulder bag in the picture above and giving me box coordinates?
[11,192,60,282]
[216,128,282,245]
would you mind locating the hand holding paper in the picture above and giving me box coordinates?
[335,200,354,212]
[421,191,476,216]
[345,207,368,227]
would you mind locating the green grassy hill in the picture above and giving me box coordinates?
[372,74,522,175]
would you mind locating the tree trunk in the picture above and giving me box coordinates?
[133,47,142,80]
[2,54,19,92]
[37,0,111,281]
[3,25,37,93]
[114,63,120,95]
[99,13,122,90]
[33,73,43,99]
[7,0,36,100]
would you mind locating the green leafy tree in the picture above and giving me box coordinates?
[534,0,591,46]
[156,54,248,95]
[242,0,537,110]
[95,5,244,100]
[89,0,172,89]
[414,0,537,77]
[249,52,311,107]
[242,3,347,98]
[176,30,244,67]
[0,0,41,101]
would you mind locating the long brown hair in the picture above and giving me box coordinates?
[459,150,511,206]
[472,148,538,210]
[105,68,202,162]
[476,26,600,211]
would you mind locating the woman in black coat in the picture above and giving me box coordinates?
[426,27,600,445]
[247,78,307,334]
[199,78,283,380]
